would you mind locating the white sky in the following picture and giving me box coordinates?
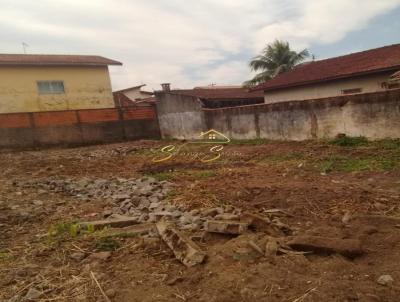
[0,0,399,91]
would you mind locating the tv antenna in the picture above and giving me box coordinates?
[22,42,29,54]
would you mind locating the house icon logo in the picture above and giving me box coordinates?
[152,129,231,163]
[198,129,230,144]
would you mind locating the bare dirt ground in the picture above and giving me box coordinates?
[1,138,400,302]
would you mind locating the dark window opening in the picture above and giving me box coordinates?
[342,88,362,95]
[37,81,65,94]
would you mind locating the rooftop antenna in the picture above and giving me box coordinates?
[22,42,29,54]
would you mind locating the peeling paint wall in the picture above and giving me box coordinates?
[156,89,400,141]
[155,93,206,139]
[206,90,400,140]
[0,66,115,113]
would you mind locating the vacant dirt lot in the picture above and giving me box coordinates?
[1,138,400,302]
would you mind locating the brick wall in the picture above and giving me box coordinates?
[0,106,160,148]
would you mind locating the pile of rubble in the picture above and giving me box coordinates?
[15,177,249,232]
[16,177,366,269]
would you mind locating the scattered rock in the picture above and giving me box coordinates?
[265,236,280,256]
[24,288,42,300]
[377,275,394,286]
[89,251,112,261]
[70,252,86,261]
[105,289,116,298]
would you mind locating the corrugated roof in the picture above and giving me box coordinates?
[165,87,264,100]
[254,43,400,91]
[0,54,122,66]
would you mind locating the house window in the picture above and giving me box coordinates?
[342,88,362,95]
[37,81,65,94]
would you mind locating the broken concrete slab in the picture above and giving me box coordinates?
[101,223,157,238]
[78,217,139,231]
[205,220,248,235]
[287,235,363,258]
[215,214,240,221]
[156,220,206,267]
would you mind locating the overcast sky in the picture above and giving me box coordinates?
[1,0,400,91]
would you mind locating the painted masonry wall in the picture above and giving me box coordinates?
[0,65,114,113]
[264,72,393,104]
[205,89,400,140]
[0,106,160,148]
[156,93,206,139]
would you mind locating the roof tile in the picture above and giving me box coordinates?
[0,54,122,66]
[254,44,400,91]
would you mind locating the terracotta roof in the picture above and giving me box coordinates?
[0,54,122,66]
[254,44,400,91]
[390,71,400,81]
[164,87,264,100]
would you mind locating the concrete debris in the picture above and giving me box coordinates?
[248,240,264,255]
[215,214,240,221]
[102,223,157,238]
[24,288,43,300]
[156,220,206,267]
[204,220,248,235]
[263,209,294,217]
[342,211,352,224]
[265,236,280,256]
[287,235,363,258]
[78,217,139,231]
[89,251,112,261]
[15,177,251,233]
[377,274,394,286]
[70,252,86,262]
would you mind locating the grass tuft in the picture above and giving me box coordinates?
[330,136,368,147]
[95,237,121,251]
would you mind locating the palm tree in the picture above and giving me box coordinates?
[244,40,310,87]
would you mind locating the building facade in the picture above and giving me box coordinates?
[254,44,400,104]
[0,54,122,113]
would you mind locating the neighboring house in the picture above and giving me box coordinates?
[253,44,400,104]
[0,54,122,113]
[155,84,264,139]
[157,84,264,109]
[113,84,154,107]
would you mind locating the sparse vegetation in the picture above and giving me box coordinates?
[318,155,399,173]
[94,237,121,251]
[230,138,270,145]
[146,172,174,181]
[329,135,368,147]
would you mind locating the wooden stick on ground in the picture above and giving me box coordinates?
[90,271,111,302]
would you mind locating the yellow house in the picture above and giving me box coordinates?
[0,54,122,113]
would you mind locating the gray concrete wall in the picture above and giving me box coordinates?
[202,89,400,140]
[156,93,206,139]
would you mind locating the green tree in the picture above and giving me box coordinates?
[244,40,310,87]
